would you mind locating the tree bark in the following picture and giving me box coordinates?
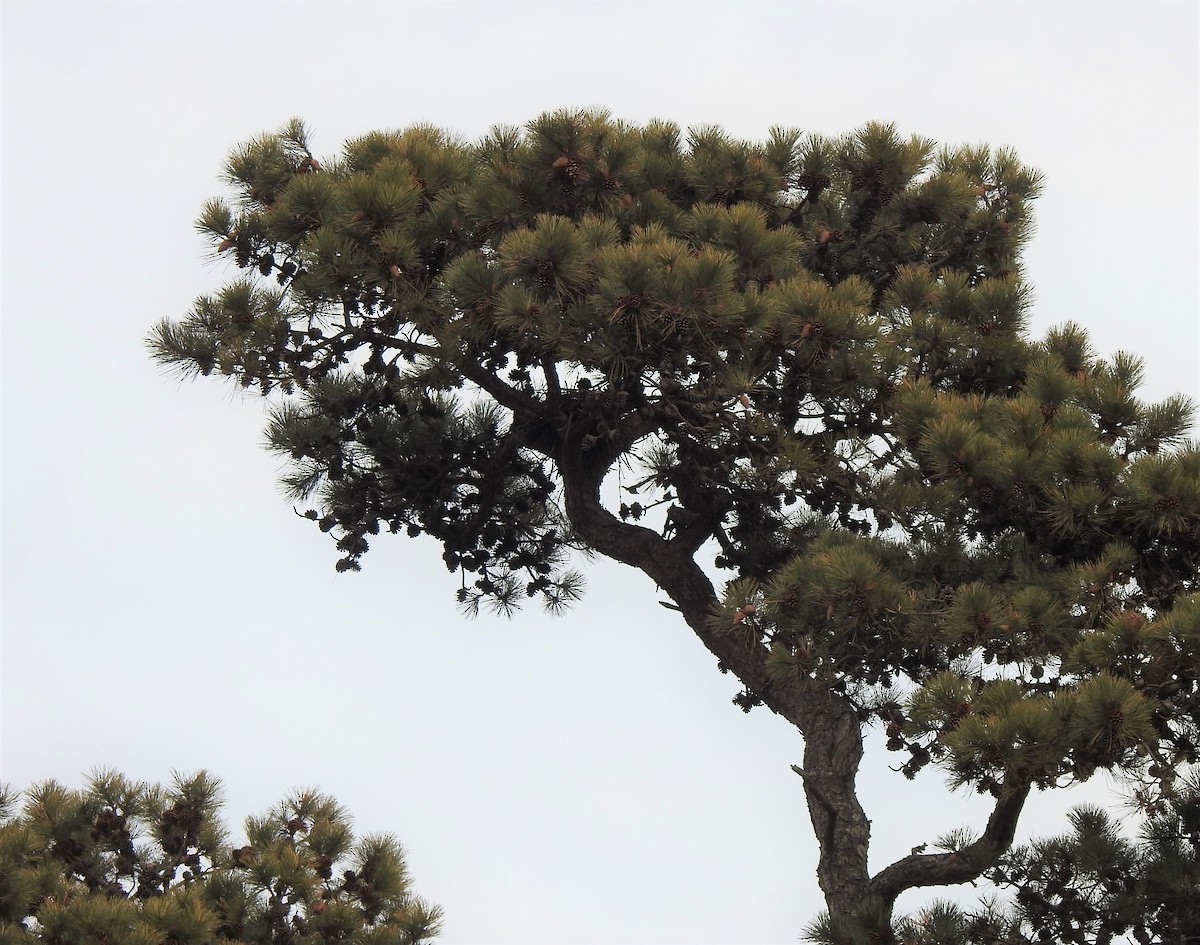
[791,697,873,918]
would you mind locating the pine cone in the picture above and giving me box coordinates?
[230,845,255,868]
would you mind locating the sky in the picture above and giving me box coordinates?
[1,2,1197,942]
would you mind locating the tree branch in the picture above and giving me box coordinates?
[459,361,547,418]
[867,776,1033,903]
[541,356,563,414]
[555,440,720,637]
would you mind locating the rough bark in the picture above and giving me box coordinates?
[791,698,873,917]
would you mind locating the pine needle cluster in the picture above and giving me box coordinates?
[0,771,441,945]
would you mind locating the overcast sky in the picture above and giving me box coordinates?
[2,2,1197,942]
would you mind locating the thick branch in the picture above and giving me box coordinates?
[459,361,546,417]
[541,356,563,414]
[556,442,722,638]
[867,777,1033,904]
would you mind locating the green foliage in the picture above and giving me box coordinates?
[149,110,1060,610]
[150,109,1200,931]
[0,771,441,945]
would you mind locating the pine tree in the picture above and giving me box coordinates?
[0,770,442,944]
[148,111,1200,938]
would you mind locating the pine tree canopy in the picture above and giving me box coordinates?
[0,770,441,944]
[149,110,1200,939]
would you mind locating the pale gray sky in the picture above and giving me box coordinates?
[2,2,1197,942]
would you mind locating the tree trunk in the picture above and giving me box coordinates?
[791,694,873,921]
[553,437,1028,936]
[556,445,884,920]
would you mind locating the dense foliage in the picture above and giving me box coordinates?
[0,771,441,944]
[149,111,1200,938]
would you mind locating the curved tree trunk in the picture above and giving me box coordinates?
[552,429,1030,937]
[556,443,881,921]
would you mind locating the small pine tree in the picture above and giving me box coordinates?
[0,770,441,944]
[148,111,1200,937]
